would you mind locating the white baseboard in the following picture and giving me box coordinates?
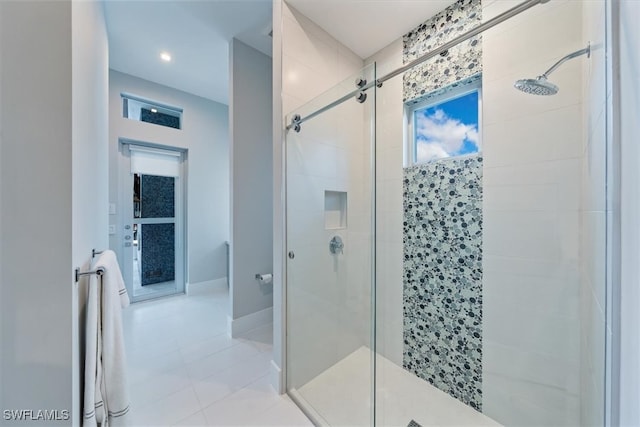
[270,359,284,394]
[187,277,227,295]
[227,306,273,338]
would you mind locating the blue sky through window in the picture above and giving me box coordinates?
[414,90,480,163]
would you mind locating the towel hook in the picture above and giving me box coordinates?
[92,249,104,258]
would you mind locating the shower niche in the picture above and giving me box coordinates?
[324,190,347,230]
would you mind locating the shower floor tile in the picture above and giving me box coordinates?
[297,347,501,427]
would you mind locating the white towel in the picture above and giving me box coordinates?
[83,250,130,427]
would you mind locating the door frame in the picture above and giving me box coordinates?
[118,138,188,302]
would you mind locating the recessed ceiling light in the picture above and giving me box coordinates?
[160,52,172,62]
[150,108,158,113]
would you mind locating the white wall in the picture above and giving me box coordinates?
[108,71,229,286]
[0,2,74,423]
[278,1,368,389]
[280,3,364,124]
[0,1,108,424]
[617,1,640,425]
[229,39,273,327]
[72,1,109,423]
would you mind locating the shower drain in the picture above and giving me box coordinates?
[407,420,423,427]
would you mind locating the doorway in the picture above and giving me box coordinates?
[120,141,187,302]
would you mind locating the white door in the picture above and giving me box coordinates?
[120,142,186,302]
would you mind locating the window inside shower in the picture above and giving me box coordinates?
[407,85,481,165]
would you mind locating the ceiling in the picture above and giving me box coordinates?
[286,0,456,59]
[104,0,273,105]
[104,0,455,105]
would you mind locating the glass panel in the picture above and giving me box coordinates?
[140,108,180,129]
[134,174,176,219]
[132,222,177,297]
[285,63,376,426]
[372,0,608,426]
[122,94,182,130]
[124,145,184,304]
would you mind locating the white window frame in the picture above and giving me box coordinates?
[405,81,483,167]
[121,92,184,130]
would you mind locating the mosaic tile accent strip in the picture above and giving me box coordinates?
[402,0,482,105]
[402,155,483,410]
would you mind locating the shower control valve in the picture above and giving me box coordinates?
[329,236,344,255]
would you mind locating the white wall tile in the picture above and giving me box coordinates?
[377,147,404,181]
[483,371,580,426]
[482,1,582,84]
[481,0,590,422]
[482,105,583,168]
[579,2,608,425]
[483,340,580,395]
[582,112,607,212]
[484,158,582,212]
[338,45,365,82]
[582,211,607,307]
[482,0,573,42]
[283,15,338,80]
[484,211,564,260]
[483,61,583,125]
[283,4,340,53]
[282,54,336,111]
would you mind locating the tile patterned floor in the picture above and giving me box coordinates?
[122,285,312,426]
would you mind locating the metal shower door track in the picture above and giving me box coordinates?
[286,0,550,132]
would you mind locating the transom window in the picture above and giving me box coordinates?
[122,93,183,130]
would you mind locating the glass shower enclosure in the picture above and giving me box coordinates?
[286,63,377,426]
[283,0,609,425]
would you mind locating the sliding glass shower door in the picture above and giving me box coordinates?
[285,64,376,425]
[283,0,608,425]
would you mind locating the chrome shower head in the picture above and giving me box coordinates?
[514,77,559,96]
[514,43,590,96]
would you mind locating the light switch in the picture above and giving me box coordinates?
[109,203,116,215]
[109,225,116,235]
